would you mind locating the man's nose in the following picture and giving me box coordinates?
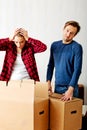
[67,32,70,37]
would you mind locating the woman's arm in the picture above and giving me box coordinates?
[0,38,9,50]
[28,37,47,53]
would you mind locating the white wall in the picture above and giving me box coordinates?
[0,0,87,104]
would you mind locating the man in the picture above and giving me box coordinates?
[46,21,83,101]
[0,28,47,81]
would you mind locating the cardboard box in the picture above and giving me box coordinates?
[0,80,49,130]
[49,93,83,130]
[34,97,49,130]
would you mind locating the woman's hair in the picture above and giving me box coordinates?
[64,20,81,35]
[15,32,24,38]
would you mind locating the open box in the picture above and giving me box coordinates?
[0,80,49,130]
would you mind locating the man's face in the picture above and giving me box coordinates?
[62,25,77,43]
[14,35,26,49]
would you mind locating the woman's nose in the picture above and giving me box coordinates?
[17,43,20,47]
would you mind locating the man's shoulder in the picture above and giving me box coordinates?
[72,40,83,52]
[50,40,62,51]
[72,40,82,48]
[51,40,62,46]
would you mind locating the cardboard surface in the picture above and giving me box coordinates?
[34,98,49,130]
[49,93,83,130]
[0,80,49,130]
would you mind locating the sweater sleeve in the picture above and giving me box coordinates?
[28,37,47,53]
[69,44,83,87]
[46,44,54,81]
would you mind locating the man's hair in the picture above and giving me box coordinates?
[64,20,81,35]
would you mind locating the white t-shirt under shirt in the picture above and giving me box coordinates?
[10,53,30,80]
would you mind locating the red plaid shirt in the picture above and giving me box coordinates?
[0,37,47,81]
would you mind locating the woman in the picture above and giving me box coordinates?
[0,28,47,81]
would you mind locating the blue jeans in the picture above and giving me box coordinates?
[54,84,79,97]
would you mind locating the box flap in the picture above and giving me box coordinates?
[49,93,62,99]
[35,81,48,98]
[7,80,21,88]
[0,81,6,87]
[0,80,34,130]
[0,80,35,103]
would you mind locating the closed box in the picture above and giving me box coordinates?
[49,93,83,130]
[0,80,49,130]
[34,97,49,130]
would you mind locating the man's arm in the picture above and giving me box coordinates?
[61,44,83,101]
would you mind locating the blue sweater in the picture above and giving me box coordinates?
[47,40,83,90]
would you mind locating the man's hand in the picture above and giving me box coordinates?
[61,86,74,101]
[47,80,53,95]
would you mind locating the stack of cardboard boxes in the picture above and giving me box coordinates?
[0,80,83,130]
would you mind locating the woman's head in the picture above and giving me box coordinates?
[13,33,26,50]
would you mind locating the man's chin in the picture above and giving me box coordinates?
[63,39,72,44]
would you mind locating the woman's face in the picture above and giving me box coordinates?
[14,35,26,50]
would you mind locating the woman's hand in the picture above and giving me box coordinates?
[9,28,29,41]
[19,28,29,41]
[9,28,20,41]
